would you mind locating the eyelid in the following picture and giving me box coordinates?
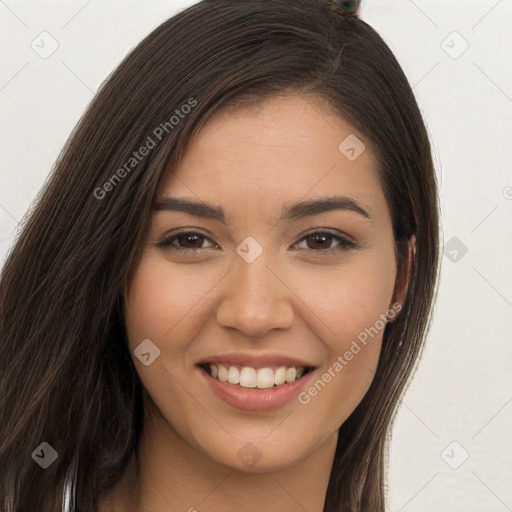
[291,230,358,253]
[292,227,356,247]
[155,229,218,251]
[156,227,358,254]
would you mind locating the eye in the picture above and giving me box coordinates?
[156,231,218,253]
[156,229,358,255]
[292,230,358,254]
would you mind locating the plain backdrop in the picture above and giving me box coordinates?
[1,1,511,510]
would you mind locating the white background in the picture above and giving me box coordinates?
[1,1,511,510]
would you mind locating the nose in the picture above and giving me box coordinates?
[216,252,295,338]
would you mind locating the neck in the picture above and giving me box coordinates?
[100,401,338,512]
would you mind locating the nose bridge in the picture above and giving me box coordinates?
[216,244,294,337]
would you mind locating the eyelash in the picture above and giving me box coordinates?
[156,230,358,255]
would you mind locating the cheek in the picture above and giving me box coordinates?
[124,255,222,429]
[287,248,397,343]
[288,249,396,415]
[124,254,220,350]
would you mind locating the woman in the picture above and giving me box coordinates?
[0,0,440,510]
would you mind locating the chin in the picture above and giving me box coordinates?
[203,436,313,475]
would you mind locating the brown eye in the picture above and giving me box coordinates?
[293,231,358,254]
[305,232,335,250]
[176,233,206,249]
[156,231,217,253]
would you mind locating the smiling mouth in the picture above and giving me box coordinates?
[198,363,314,390]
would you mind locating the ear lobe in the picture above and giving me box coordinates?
[389,235,416,317]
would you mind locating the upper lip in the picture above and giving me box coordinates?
[197,352,317,369]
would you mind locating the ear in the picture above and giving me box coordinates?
[389,235,416,317]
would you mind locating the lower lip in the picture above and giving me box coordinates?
[199,367,315,412]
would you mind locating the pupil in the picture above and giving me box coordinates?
[309,233,331,250]
[180,234,203,248]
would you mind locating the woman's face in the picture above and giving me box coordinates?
[125,93,401,473]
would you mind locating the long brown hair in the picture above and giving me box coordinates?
[0,1,440,510]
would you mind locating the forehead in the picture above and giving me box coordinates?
[158,93,387,224]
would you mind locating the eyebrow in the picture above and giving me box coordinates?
[154,195,371,223]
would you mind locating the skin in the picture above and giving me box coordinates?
[99,93,412,512]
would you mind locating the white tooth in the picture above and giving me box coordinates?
[239,367,257,388]
[210,364,218,378]
[256,367,275,389]
[228,366,240,384]
[274,366,286,386]
[217,365,228,382]
[285,367,297,383]
[296,367,305,379]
